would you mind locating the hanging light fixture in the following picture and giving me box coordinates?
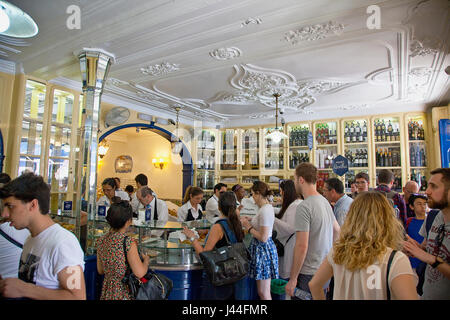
[98,139,109,159]
[265,93,288,144]
[0,1,38,38]
[171,107,183,154]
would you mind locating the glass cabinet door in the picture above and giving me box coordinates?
[240,128,259,170]
[288,124,311,169]
[263,127,285,170]
[407,115,428,191]
[18,80,46,175]
[220,129,237,170]
[48,89,75,214]
[314,121,338,170]
[195,129,216,190]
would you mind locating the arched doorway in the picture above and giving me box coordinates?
[98,122,193,198]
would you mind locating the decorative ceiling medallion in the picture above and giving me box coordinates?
[284,21,345,45]
[140,61,180,77]
[241,17,262,27]
[211,64,353,112]
[409,39,440,57]
[209,47,242,60]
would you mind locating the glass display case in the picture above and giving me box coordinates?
[240,128,259,170]
[220,129,238,170]
[314,121,338,171]
[407,115,428,191]
[263,127,285,170]
[195,129,216,190]
[288,124,311,169]
[86,219,212,267]
[373,116,402,169]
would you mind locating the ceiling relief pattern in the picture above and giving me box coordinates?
[209,47,242,60]
[0,35,30,57]
[140,61,180,77]
[284,21,345,45]
[241,17,262,27]
[339,104,370,111]
[407,67,434,101]
[209,64,355,113]
[409,38,440,58]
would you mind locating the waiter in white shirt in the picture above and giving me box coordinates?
[113,177,130,201]
[136,186,168,222]
[130,173,157,214]
[205,183,227,223]
[96,178,129,206]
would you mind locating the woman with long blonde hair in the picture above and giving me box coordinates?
[309,191,418,300]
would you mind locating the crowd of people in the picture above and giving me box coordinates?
[0,164,449,300]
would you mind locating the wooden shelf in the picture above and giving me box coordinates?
[375,141,401,145]
[316,144,338,147]
[344,142,368,146]
[375,167,402,170]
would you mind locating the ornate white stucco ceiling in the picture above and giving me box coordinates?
[3,0,450,128]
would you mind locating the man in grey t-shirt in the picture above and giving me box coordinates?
[285,163,340,298]
[403,168,450,300]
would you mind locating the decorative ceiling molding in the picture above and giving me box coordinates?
[248,113,274,120]
[140,61,180,77]
[209,47,242,60]
[409,38,440,57]
[284,21,345,45]
[241,17,262,27]
[407,67,433,101]
[209,64,356,113]
[136,89,162,101]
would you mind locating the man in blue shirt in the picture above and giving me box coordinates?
[323,178,353,227]
[405,193,427,269]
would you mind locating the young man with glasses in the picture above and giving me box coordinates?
[205,183,227,223]
[403,168,450,299]
[352,172,370,198]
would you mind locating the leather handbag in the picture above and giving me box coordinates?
[121,237,173,300]
[199,221,250,287]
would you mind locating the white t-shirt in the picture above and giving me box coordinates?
[205,195,220,223]
[18,223,85,290]
[0,223,30,278]
[327,247,418,300]
[251,204,275,238]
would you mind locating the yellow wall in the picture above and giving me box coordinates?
[97,129,183,200]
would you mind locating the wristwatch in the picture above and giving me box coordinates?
[431,256,444,268]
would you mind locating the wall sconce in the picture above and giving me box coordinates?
[152,158,166,170]
[98,139,109,159]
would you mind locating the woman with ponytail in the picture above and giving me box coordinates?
[240,181,279,300]
[182,191,248,300]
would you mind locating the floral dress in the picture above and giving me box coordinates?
[97,232,133,300]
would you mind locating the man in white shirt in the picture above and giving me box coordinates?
[130,173,157,214]
[205,183,227,223]
[0,222,30,279]
[96,177,129,207]
[113,177,130,201]
[0,172,85,300]
[136,186,168,222]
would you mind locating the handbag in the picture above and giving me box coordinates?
[199,220,250,287]
[121,236,173,300]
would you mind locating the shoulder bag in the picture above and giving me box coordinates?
[386,250,397,300]
[199,220,250,287]
[121,236,173,300]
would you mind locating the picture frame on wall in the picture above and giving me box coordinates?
[115,155,133,173]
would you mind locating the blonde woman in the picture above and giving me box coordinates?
[309,191,418,300]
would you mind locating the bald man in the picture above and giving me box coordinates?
[403,181,419,218]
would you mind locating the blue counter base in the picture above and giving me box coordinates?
[84,255,259,300]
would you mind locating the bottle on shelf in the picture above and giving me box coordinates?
[363,121,367,142]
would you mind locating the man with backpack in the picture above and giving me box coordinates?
[375,169,407,227]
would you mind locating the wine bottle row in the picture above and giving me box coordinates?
[410,145,426,167]
[374,120,400,142]
[344,149,368,167]
[316,123,337,145]
[289,151,310,169]
[344,121,368,143]
[316,149,336,169]
[376,148,401,167]
[408,120,425,140]
[289,127,309,147]
[265,152,284,170]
